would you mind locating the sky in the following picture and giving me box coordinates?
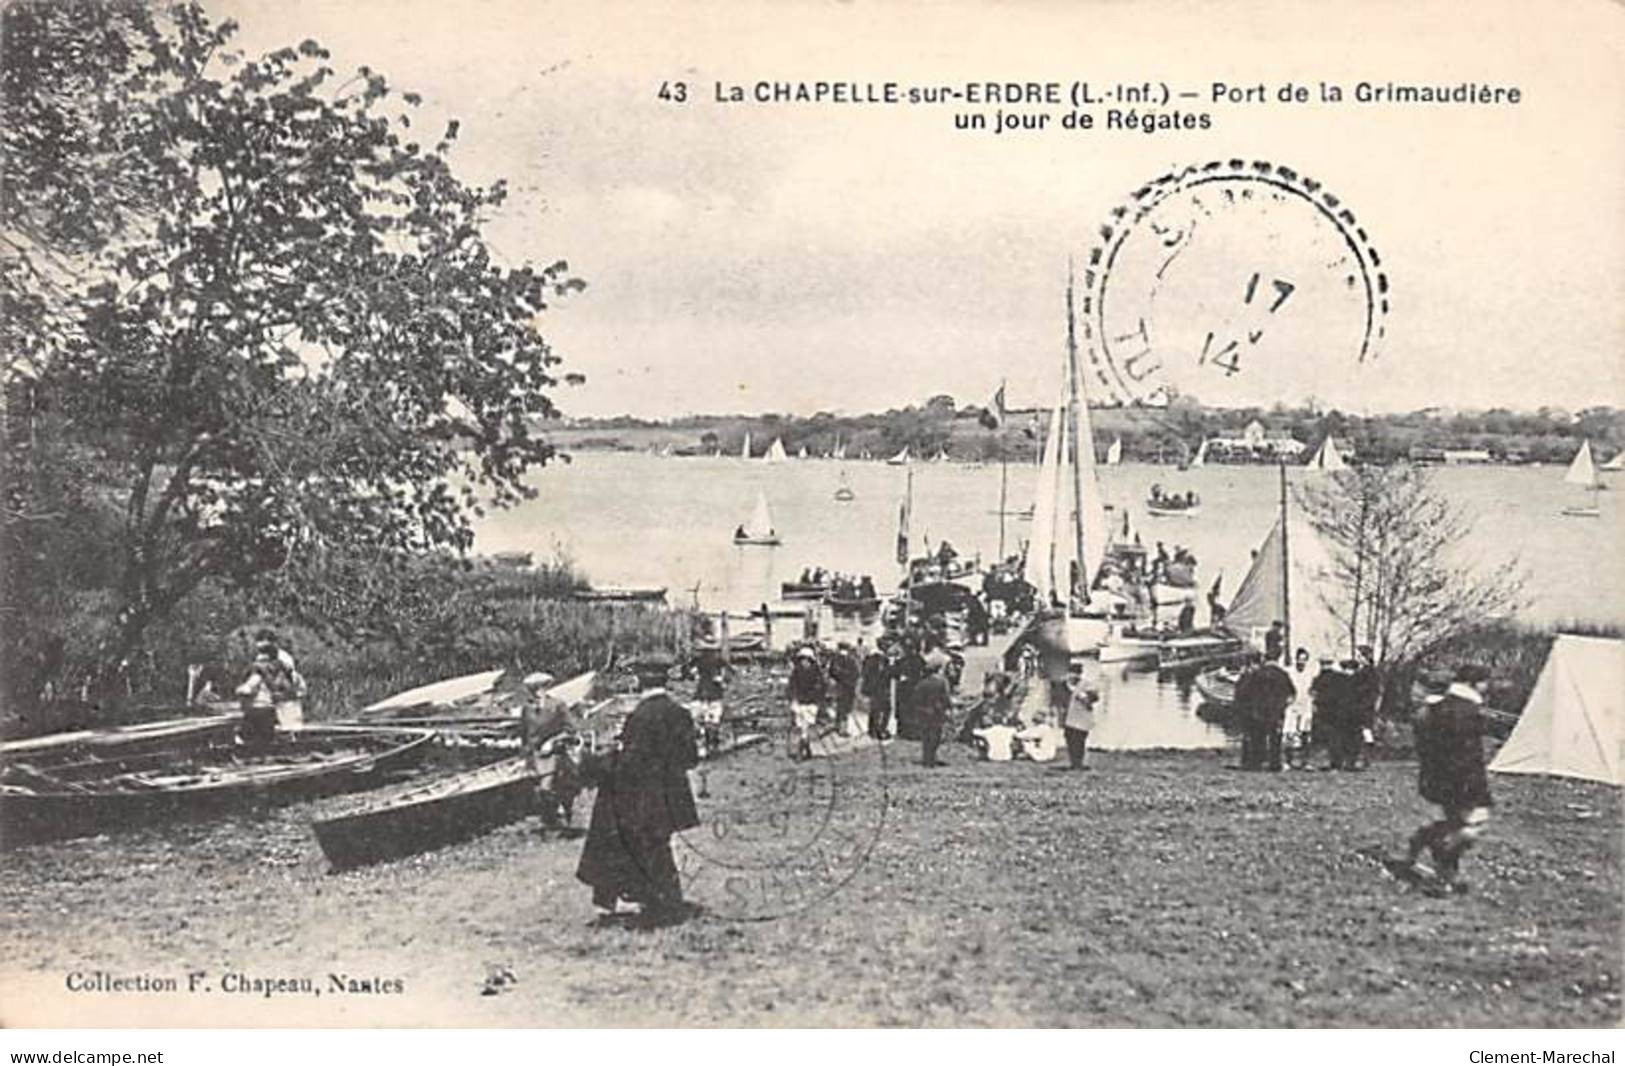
[219,0,1625,419]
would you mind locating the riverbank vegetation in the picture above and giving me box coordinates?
[559,398,1625,468]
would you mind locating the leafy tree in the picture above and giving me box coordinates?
[1298,465,1527,712]
[3,3,581,705]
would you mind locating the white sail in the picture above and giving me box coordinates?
[1023,401,1064,603]
[887,446,910,465]
[1191,438,1209,468]
[1565,440,1598,487]
[1105,436,1122,466]
[1071,367,1110,592]
[1307,435,1347,472]
[764,437,788,463]
[833,437,847,460]
[745,492,775,538]
[1601,450,1625,472]
[1225,512,1346,662]
[740,432,751,460]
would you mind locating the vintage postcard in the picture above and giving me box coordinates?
[1,0,1620,1036]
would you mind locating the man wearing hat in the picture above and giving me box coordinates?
[1404,663,1494,896]
[913,652,953,767]
[1060,660,1100,771]
[828,641,862,736]
[576,667,700,925]
[786,647,826,760]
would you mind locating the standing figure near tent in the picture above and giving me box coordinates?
[1235,649,1297,771]
[1347,645,1380,768]
[1309,657,1346,770]
[1284,648,1315,769]
[1404,664,1494,897]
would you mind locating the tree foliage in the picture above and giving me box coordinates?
[2,2,581,705]
[1298,465,1527,704]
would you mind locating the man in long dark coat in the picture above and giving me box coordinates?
[1234,649,1297,771]
[576,676,700,924]
[1346,645,1381,769]
[863,641,893,740]
[914,654,953,767]
[1405,663,1493,896]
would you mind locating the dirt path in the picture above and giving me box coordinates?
[2,739,1618,1027]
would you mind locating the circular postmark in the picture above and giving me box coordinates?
[1080,160,1389,408]
[671,725,889,923]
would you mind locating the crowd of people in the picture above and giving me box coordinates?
[1228,634,1381,773]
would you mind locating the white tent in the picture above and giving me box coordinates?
[1489,635,1622,786]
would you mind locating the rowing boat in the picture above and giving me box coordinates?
[1,713,242,763]
[311,753,552,869]
[1,725,434,845]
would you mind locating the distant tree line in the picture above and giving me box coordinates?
[567,397,1625,466]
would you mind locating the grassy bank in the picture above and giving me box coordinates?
[2,675,1617,1026]
[2,553,695,737]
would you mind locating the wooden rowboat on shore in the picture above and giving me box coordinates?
[311,753,554,870]
[1,725,434,846]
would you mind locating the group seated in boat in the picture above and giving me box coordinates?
[906,541,979,586]
[1148,484,1201,511]
[1150,542,1198,587]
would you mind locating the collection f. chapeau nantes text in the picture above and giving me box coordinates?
[661,78,1523,135]
[63,971,405,998]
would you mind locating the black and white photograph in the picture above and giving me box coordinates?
[1,0,1621,1042]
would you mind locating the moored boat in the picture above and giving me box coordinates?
[780,581,831,601]
[1,712,241,764]
[1,725,435,845]
[311,753,551,870]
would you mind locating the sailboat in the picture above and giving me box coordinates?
[1185,464,1346,688]
[1601,450,1625,472]
[733,491,781,546]
[834,469,855,502]
[886,446,910,466]
[1562,440,1601,517]
[1023,271,1118,656]
[740,432,752,460]
[797,445,808,459]
[1105,437,1122,466]
[1306,435,1348,472]
[763,438,788,464]
[1190,438,1209,468]
[832,437,847,461]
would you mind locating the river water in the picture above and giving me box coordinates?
[472,453,1623,750]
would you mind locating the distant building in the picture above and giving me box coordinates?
[1206,420,1306,462]
[1409,445,1494,465]
[1442,448,1494,465]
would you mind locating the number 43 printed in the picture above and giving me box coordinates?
[1198,272,1295,376]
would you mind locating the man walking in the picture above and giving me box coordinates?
[914,654,953,767]
[864,641,895,740]
[786,647,826,760]
[576,670,701,925]
[1405,664,1494,897]
[1347,645,1381,769]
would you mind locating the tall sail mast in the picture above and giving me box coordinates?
[997,377,1008,560]
[1064,261,1089,607]
[1278,460,1291,661]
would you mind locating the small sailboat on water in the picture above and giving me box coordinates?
[763,438,788,464]
[1601,450,1625,472]
[733,492,781,546]
[887,446,910,466]
[1105,436,1122,466]
[740,432,752,460]
[1562,440,1601,518]
[1190,438,1209,468]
